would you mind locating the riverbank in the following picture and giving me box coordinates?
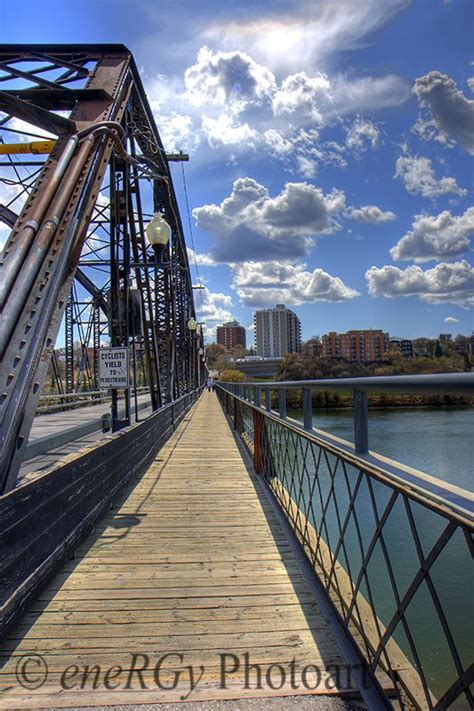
[273,391,474,410]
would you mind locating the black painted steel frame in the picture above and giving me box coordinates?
[216,384,474,710]
[0,45,203,493]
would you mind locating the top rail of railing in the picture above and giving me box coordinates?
[36,387,151,413]
[217,373,474,526]
[218,372,474,454]
[220,372,474,393]
[38,386,151,401]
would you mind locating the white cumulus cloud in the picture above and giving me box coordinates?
[390,208,474,262]
[187,248,216,267]
[156,113,198,153]
[443,316,459,324]
[366,260,474,305]
[413,71,474,153]
[394,154,467,198]
[297,156,318,178]
[193,177,346,262]
[345,118,380,153]
[272,71,409,126]
[349,205,396,224]
[272,72,331,125]
[201,114,259,149]
[232,261,359,307]
[197,289,235,339]
[184,47,276,110]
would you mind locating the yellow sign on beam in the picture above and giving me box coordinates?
[0,140,56,155]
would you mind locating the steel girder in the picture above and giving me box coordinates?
[0,45,199,493]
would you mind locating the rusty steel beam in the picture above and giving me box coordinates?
[0,47,132,491]
[0,203,18,228]
[0,90,76,136]
[0,44,201,492]
[1,88,112,111]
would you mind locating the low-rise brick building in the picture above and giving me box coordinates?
[322,329,389,364]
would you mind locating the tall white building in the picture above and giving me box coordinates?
[254,304,302,357]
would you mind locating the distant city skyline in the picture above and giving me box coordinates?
[212,306,473,348]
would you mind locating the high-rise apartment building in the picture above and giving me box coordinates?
[322,330,389,363]
[254,304,301,357]
[216,320,246,351]
[390,338,413,358]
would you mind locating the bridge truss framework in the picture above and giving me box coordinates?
[0,44,205,493]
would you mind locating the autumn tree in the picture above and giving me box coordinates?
[205,343,227,368]
[218,369,247,383]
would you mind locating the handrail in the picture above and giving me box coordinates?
[215,380,473,709]
[218,386,473,527]
[218,373,474,454]
[36,387,152,414]
[219,373,474,393]
[38,386,151,401]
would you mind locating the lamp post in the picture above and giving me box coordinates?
[196,322,206,387]
[145,212,173,402]
[187,317,197,391]
[145,212,172,262]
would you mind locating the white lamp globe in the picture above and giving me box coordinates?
[145,213,172,248]
[187,317,197,331]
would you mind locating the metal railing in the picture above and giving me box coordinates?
[36,387,151,413]
[216,374,474,710]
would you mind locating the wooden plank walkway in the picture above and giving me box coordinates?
[0,392,360,708]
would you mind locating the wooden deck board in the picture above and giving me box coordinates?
[0,392,362,708]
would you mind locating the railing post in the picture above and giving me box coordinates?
[303,387,313,431]
[278,388,287,420]
[233,394,238,429]
[353,389,369,454]
[265,389,271,412]
[254,386,261,407]
[253,409,263,473]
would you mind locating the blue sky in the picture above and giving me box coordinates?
[1,0,473,343]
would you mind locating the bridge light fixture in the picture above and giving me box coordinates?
[187,317,197,331]
[145,212,171,261]
[198,347,204,356]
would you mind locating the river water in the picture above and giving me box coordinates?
[281,406,473,704]
[291,407,474,491]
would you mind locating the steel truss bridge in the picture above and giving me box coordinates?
[0,44,205,493]
[0,45,473,711]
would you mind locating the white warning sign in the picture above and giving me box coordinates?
[98,347,129,389]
